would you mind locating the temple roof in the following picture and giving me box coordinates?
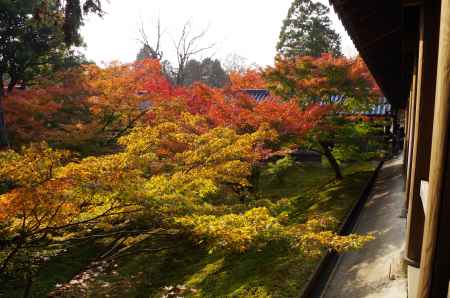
[328,0,420,108]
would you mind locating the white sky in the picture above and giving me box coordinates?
[80,0,358,67]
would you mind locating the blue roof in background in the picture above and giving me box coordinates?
[243,89,271,102]
[326,96,392,116]
[243,89,392,117]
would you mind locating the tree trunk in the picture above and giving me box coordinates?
[176,67,185,86]
[22,272,33,298]
[0,78,10,148]
[319,141,343,180]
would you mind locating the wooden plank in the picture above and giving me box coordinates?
[417,0,450,295]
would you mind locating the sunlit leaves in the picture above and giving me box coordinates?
[176,207,282,252]
[0,143,77,228]
[177,208,373,254]
[0,142,70,188]
[120,115,277,204]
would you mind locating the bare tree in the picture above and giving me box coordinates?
[137,18,163,60]
[136,19,215,85]
[223,53,248,73]
[172,21,215,85]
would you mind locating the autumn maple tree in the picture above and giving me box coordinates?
[0,116,371,273]
[263,54,381,179]
[0,59,373,281]
[264,54,379,105]
[228,69,267,92]
[3,59,178,152]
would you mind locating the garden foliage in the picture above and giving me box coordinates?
[0,58,375,283]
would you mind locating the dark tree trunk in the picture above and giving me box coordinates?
[176,67,185,86]
[0,78,10,148]
[22,272,33,298]
[319,141,343,180]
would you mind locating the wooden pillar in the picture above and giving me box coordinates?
[405,62,418,202]
[417,0,450,296]
[404,106,410,179]
[405,1,440,265]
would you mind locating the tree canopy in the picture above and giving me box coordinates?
[0,59,374,282]
[0,1,385,294]
[264,54,379,105]
[263,54,382,179]
[0,0,91,147]
[277,0,342,58]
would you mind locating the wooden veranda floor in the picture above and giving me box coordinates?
[321,156,407,298]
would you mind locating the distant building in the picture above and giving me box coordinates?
[242,89,272,102]
[243,89,392,117]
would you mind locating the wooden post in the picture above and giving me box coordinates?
[405,60,424,265]
[404,90,412,188]
[417,0,450,296]
[405,62,418,203]
[405,1,440,265]
[404,106,410,181]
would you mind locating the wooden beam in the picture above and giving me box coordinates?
[360,27,401,50]
[417,0,450,295]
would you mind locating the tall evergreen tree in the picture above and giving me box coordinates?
[183,59,203,85]
[277,0,342,58]
[61,0,103,44]
[136,45,155,61]
[199,58,229,88]
[0,0,91,148]
[183,58,229,88]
